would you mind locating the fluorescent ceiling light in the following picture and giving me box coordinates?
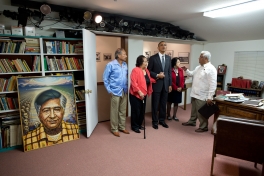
[203,0,264,18]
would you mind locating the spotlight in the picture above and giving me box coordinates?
[83,11,92,21]
[40,4,51,15]
[119,19,129,27]
[99,21,105,27]
[3,10,18,20]
[94,15,102,23]
[18,7,30,26]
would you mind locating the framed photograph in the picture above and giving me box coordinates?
[96,52,101,62]
[165,50,174,58]
[259,81,264,90]
[17,75,80,152]
[103,53,112,61]
[144,51,151,61]
[178,52,189,64]
[217,65,227,74]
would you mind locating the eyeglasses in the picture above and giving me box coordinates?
[41,106,62,116]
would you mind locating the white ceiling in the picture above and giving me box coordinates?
[43,0,264,42]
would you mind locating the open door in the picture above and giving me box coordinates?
[82,29,98,137]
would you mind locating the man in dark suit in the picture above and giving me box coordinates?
[148,41,172,129]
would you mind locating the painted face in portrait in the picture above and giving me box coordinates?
[39,98,64,130]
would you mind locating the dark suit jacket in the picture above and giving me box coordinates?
[147,53,172,92]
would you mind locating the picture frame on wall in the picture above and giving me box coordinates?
[103,53,112,61]
[165,50,174,58]
[144,51,151,61]
[217,65,227,75]
[178,52,189,64]
[17,75,80,152]
[96,52,101,62]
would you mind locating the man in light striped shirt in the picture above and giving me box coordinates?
[181,51,217,132]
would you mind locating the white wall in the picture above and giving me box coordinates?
[96,36,121,82]
[127,37,143,116]
[204,39,264,90]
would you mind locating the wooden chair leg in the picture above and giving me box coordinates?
[261,163,264,176]
[210,138,216,176]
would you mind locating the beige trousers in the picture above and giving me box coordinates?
[110,92,127,132]
[188,98,208,130]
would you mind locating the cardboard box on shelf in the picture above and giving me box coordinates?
[4,30,11,35]
[11,26,23,35]
[0,24,5,30]
[24,26,36,36]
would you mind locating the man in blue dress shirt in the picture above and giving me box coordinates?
[103,48,130,137]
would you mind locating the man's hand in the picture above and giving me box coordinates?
[157,72,165,79]
[169,86,172,93]
[181,66,187,71]
[206,99,213,105]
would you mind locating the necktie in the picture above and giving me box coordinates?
[162,56,165,70]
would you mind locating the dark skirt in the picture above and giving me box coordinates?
[167,90,182,103]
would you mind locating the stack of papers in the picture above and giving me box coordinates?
[224,93,249,103]
[243,100,263,107]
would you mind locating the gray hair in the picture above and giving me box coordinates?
[115,48,125,59]
[201,51,211,61]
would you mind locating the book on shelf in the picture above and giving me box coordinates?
[0,114,22,148]
[76,80,84,86]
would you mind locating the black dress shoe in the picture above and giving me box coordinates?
[132,129,141,133]
[139,126,145,130]
[195,128,208,133]
[159,122,169,128]
[182,122,196,126]
[152,124,158,129]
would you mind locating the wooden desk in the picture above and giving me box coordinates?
[214,98,264,122]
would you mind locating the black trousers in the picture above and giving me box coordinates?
[151,85,168,125]
[129,93,146,130]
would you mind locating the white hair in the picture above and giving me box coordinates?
[201,51,211,61]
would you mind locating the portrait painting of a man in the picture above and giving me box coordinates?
[17,75,79,152]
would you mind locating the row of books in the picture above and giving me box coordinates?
[0,96,19,110]
[45,41,83,54]
[45,56,84,71]
[0,76,18,92]
[32,56,41,71]
[0,58,32,73]
[0,113,22,149]
[0,38,40,54]
[75,89,85,100]
[76,102,86,130]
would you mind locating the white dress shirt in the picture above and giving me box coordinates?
[185,62,217,101]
